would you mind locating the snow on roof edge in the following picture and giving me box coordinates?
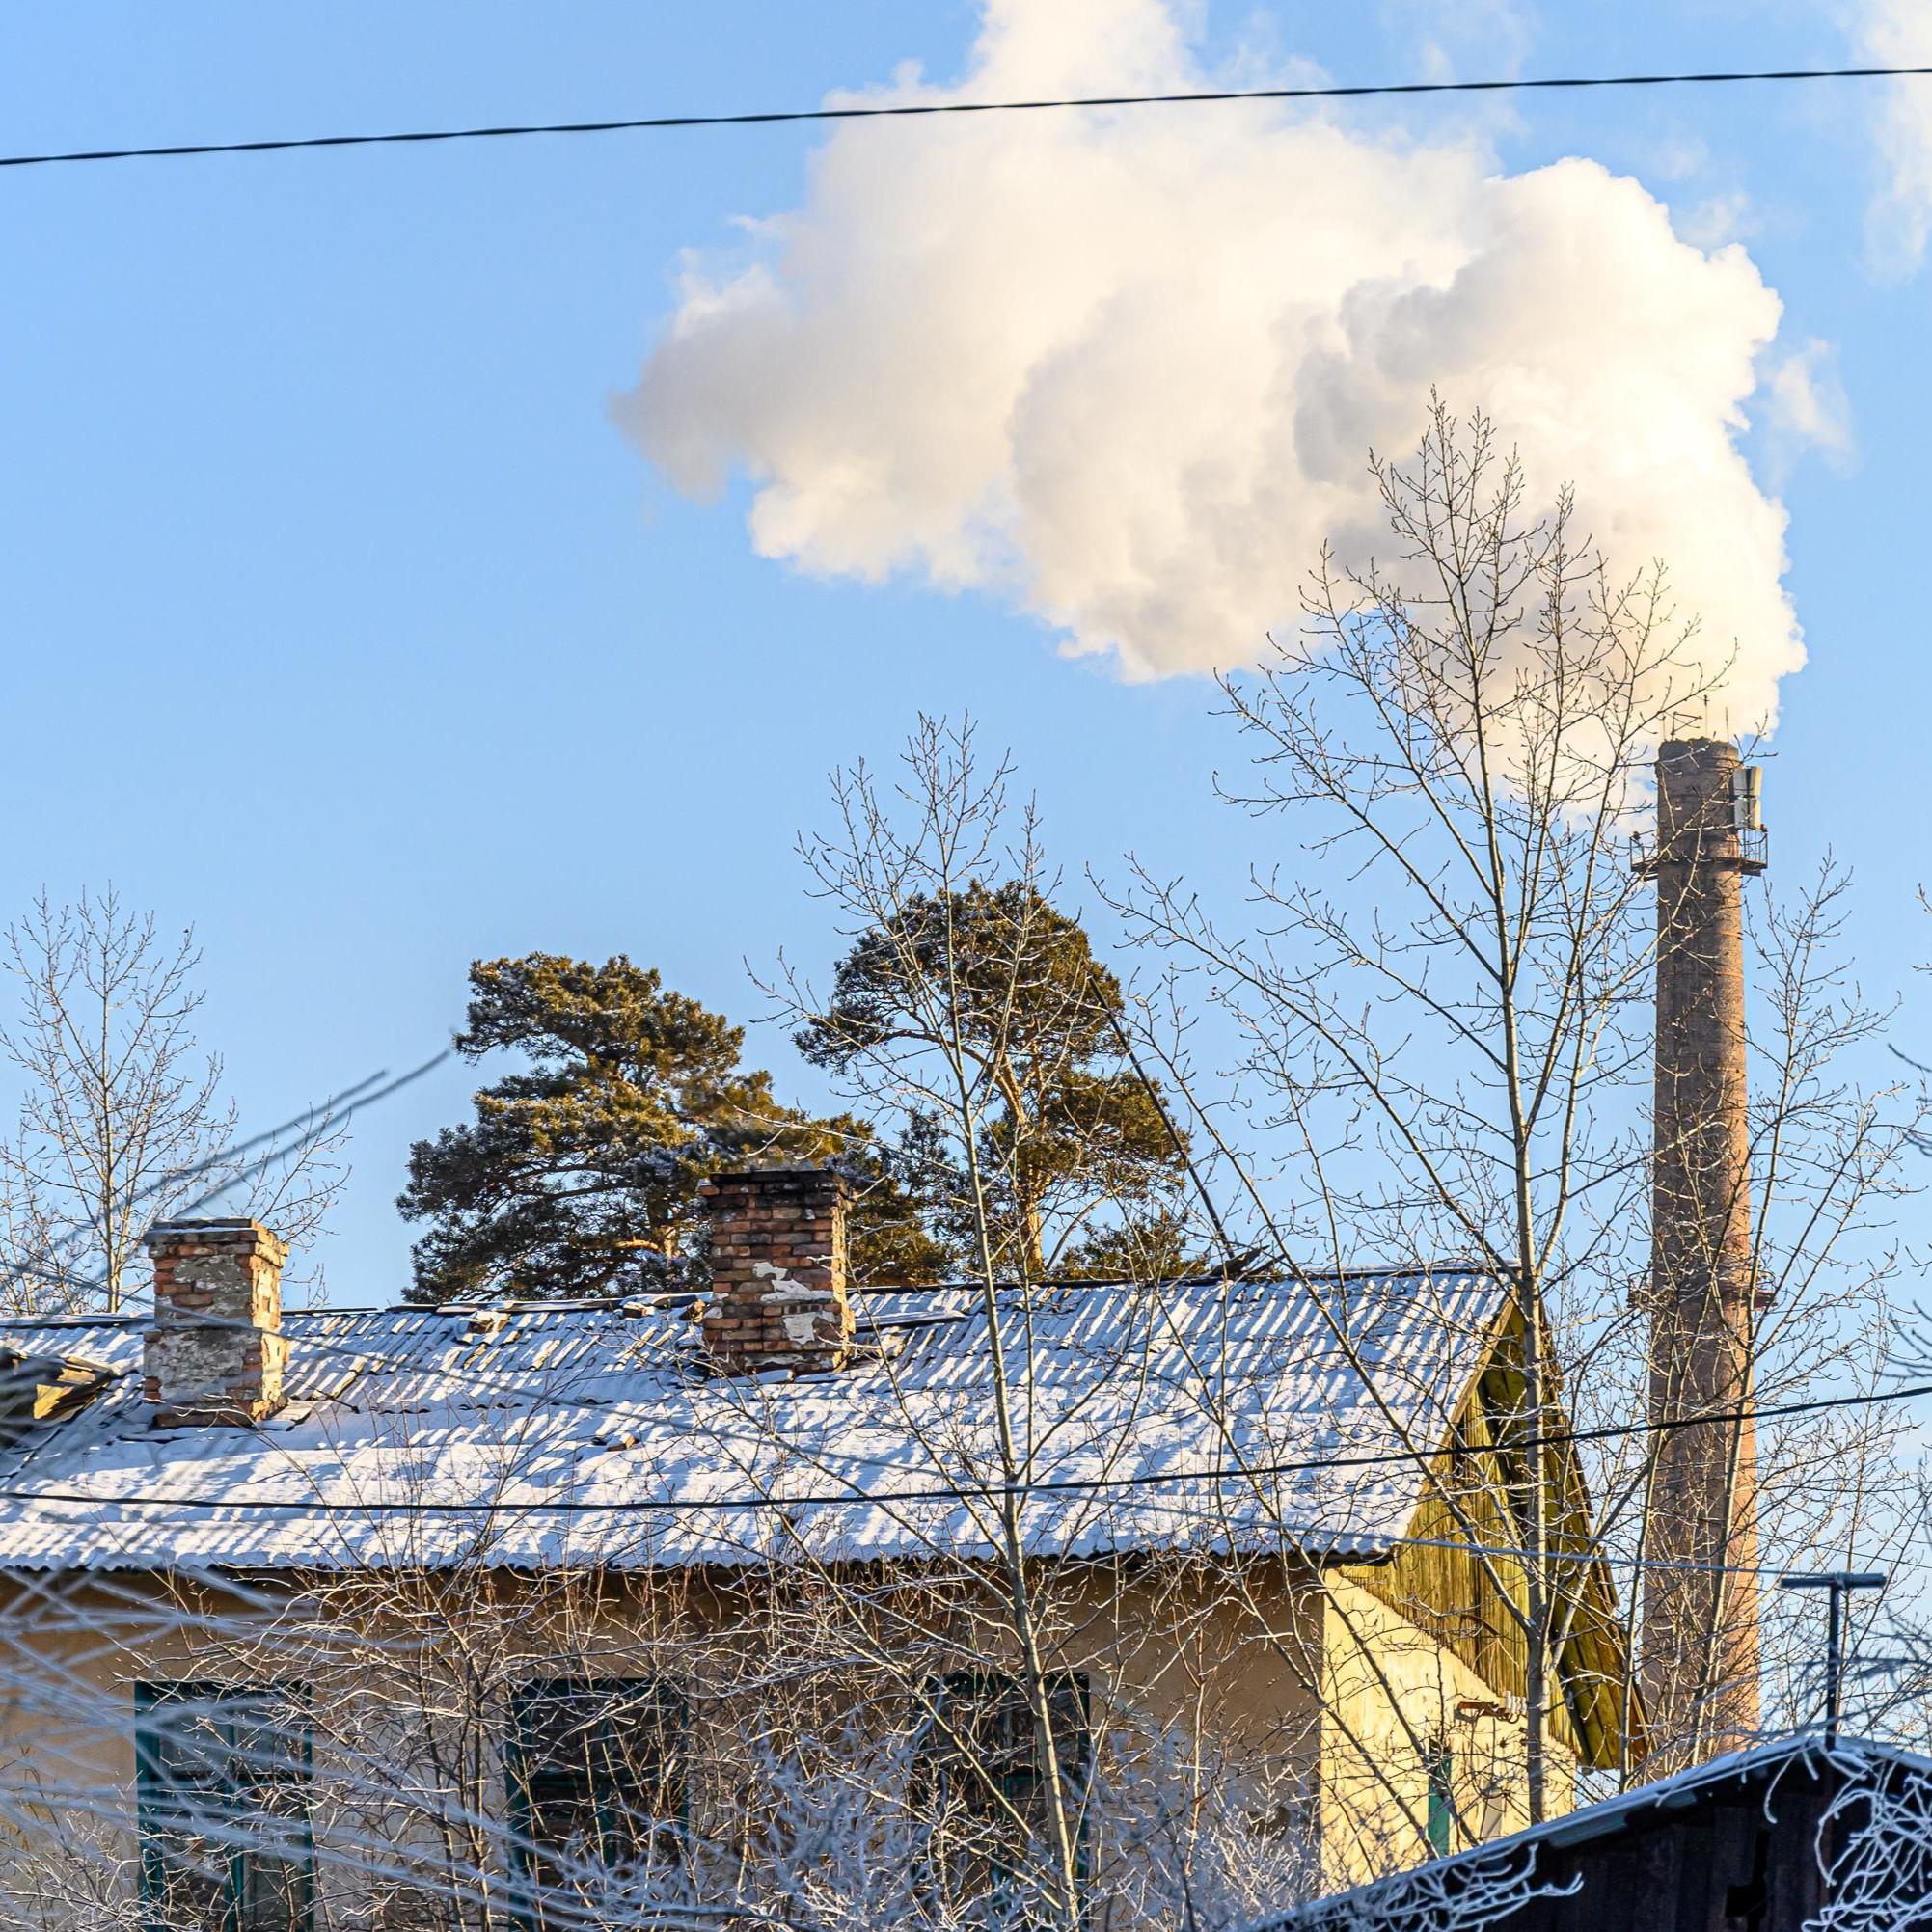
[1251,1731,1932,1930]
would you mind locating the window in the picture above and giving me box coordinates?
[505,1679,686,1928]
[135,1682,313,1932]
[1424,1737,1455,1858]
[916,1672,1091,1927]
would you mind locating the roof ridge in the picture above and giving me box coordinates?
[0,1265,1492,1331]
[852,1265,1488,1296]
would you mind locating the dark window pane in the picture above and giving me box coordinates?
[236,1849,310,1932]
[916,1673,1091,1928]
[136,1684,313,1932]
[507,1678,687,1927]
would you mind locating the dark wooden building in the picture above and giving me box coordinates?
[1267,1734,1932,1932]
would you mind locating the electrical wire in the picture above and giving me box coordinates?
[33,1245,1918,1486]
[0,1048,450,1305]
[0,1467,1885,1586]
[3,64,1930,173]
[0,1371,1923,1519]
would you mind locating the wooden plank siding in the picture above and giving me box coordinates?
[1273,1742,1932,1930]
[1338,1313,1637,1773]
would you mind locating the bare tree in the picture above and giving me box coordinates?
[0,1354,1338,1932]
[0,888,345,1314]
[764,719,1526,1912]
[774,720,1142,1928]
[0,412,1917,1932]
[1113,400,1917,1803]
[0,792,1484,1929]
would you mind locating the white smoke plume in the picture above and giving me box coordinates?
[1854,0,1932,274]
[617,0,1814,731]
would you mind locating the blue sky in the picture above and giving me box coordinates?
[2,1,1930,1301]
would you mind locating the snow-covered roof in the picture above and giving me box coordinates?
[0,1270,1505,1573]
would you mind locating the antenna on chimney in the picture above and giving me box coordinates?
[1732,762,1763,833]
[1778,1570,1887,1744]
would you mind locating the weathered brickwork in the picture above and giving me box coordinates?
[698,1167,853,1375]
[142,1219,289,1427]
[1642,737,1763,1760]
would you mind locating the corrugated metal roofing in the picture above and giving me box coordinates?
[0,1271,1504,1574]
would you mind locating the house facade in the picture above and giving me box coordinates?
[0,1168,1632,1928]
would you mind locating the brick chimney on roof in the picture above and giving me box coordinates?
[142,1218,288,1427]
[699,1166,853,1375]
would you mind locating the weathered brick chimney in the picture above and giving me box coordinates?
[143,1218,289,1427]
[699,1166,853,1375]
[1640,737,1765,1763]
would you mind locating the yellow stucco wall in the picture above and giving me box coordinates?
[0,1556,1580,1923]
[1318,1572,1577,1890]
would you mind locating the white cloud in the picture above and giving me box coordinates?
[618,0,1818,733]
[1852,0,1932,274]
[1764,339,1856,475]
[1375,0,1533,84]
[1676,189,1759,251]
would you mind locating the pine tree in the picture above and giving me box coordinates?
[795,883,1188,1280]
[399,954,944,1303]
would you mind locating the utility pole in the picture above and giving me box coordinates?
[1778,1570,1887,1743]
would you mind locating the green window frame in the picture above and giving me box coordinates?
[504,1677,688,1928]
[916,1671,1092,1927]
[1425,1736,1455,1858]
[134,1681,313,1932]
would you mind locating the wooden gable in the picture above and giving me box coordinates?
[1340,1308,1638,1772]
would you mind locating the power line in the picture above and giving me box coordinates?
[0,1048,451,1304]
[1,1372,1923,1520]
[0,1468,1894,1587]
[8,1239,1926,1506]
[270,1311,1932,1498]
[4,64,1931,174]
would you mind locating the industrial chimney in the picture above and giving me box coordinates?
[1640,737,1766,1764]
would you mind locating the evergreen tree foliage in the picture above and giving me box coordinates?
[833,1109,959,1287]
[399,954,943,1303]
[795,883,1189,1279]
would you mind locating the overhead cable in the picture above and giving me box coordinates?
[3,63,1930,174]
[1,1374,1924,1519]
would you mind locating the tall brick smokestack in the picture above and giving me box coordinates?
[1640,737,1765,1764]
